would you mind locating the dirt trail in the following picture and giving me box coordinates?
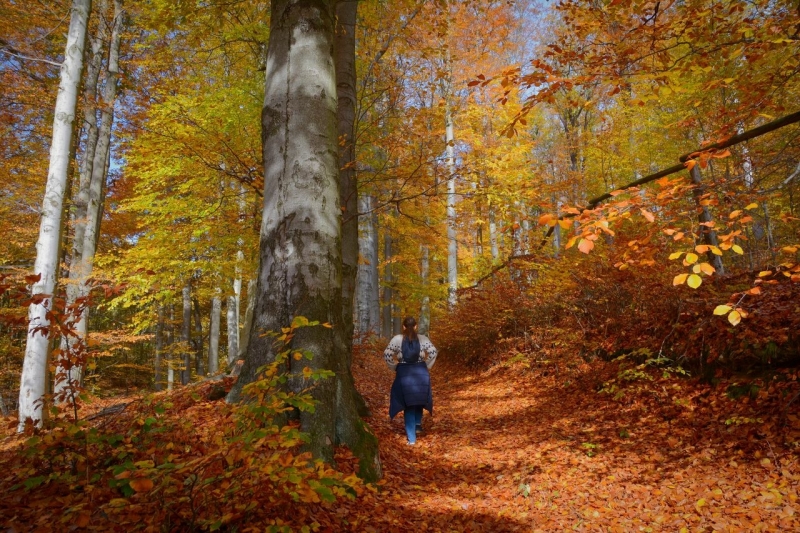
[345,347,800,532]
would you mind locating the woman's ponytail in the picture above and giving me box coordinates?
[402,316,418,341]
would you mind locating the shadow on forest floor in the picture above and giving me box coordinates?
[347,345,800,532]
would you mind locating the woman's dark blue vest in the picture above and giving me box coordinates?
[389,336,433,419]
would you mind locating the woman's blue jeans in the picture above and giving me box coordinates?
[404,406,423,443]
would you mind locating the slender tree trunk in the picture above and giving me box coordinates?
[19,0,92,431]
[689,166,724,274]
[419,245,430,335]
[445,95,458,308]
[193,297,204,377]
[489,208,499,262]
[154,305,164,391]
[70,0,106,266]
[55,0,123,397]
[181,282,191,385]
[382,230,393,337]
[209,296,221,374]
[356,195,380,336]
[167,305,174,390]
[237,278,257,360]
[335,0,358,358]
[226,293,239,366]
[227,0,380,481]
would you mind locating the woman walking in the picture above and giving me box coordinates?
[384,317,438,445]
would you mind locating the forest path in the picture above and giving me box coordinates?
[345,346,800,532]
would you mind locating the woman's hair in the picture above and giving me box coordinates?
[402,316,418,341]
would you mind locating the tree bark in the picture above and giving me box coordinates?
[689,166,724,274]
[227,0,380,481]
[181,282,191,385]
[335,0,358,357]
[382,230,393,337]
[445,98,458,308]
[193,297,204,377]
[19,0,92,431]
[419,245,430,335]
[356,195,380,336]
[209,296,221,374]
[154,305,164,391]
[57,0,123,396]
[70,0,106,266]
[237,278,256,360]
[226,293,239,366]
[489,208,499,262]
[167,304,174,390]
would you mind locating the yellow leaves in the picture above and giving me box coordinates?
[669,251,683,260]
[687,274,702,289]
[684,253,698,265]
[728,310,742,326]
[728,210,741,219]
[695,497,707,513]
[745,203,759,210]
[714,305,732,315]
[673,273,688,286]
[758,271,772,277]
[731,245,744,255]
[782,246,798,253]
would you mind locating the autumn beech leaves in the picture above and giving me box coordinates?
[534,182,795,328]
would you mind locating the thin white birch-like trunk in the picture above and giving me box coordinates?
[226,291,239,365]
[18,0,92,431]
[57,3,106,399]
[70,0,107,265]
[193,297,204,377]
[382,230,393,337]
[209,296,221,374]
[181,283,191,385]
[56,0,123,397]
[444,55,458,309]
[419,245,430,335]
[154,305,164,391]
[489,208,499,262]
[356,194,380,336]
[167,305,174,390]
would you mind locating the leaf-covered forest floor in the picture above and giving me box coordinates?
[347,345,800,532]
[1,337,799,531]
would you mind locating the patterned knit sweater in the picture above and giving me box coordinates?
[383,334,438,371]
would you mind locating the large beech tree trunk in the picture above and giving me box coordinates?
[18,0,92,431]
[227,0,380,481]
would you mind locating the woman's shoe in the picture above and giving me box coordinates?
[406,440,416,445]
